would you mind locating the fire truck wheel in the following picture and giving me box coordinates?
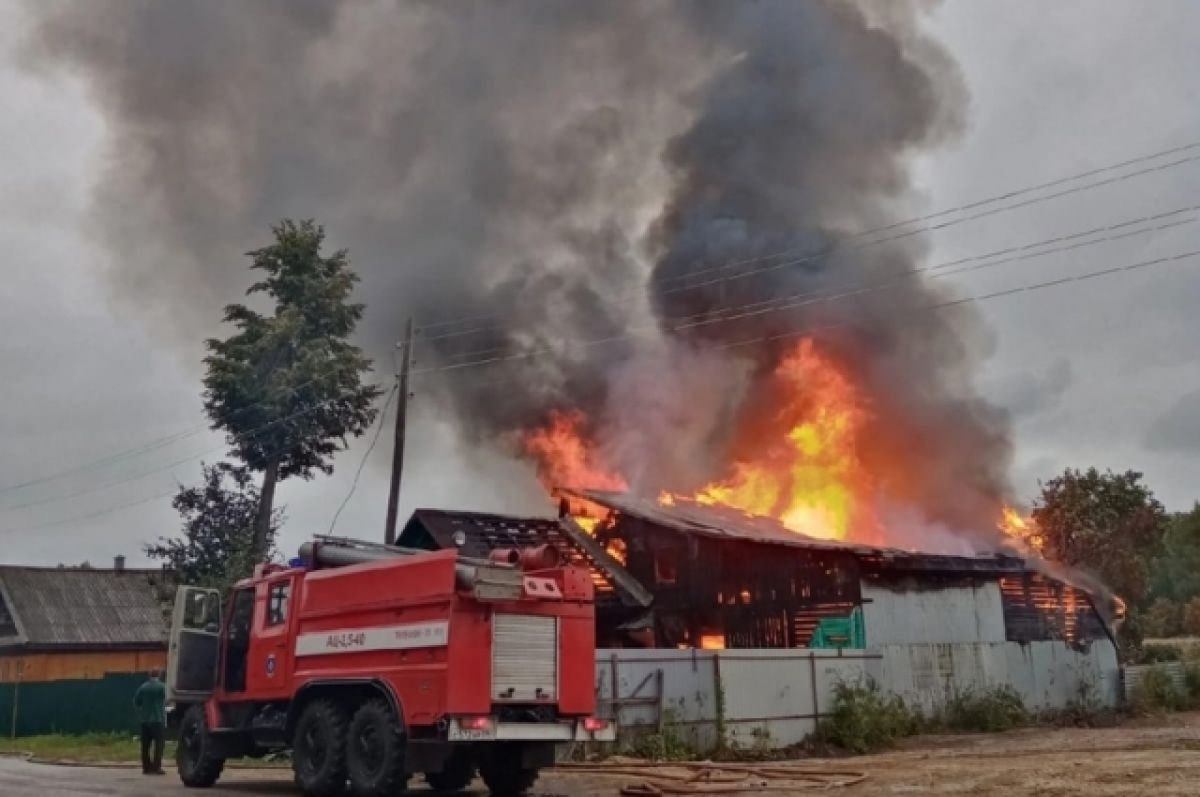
[479,747,538,797]
[176,704,225,788]
[292,698,350,796]
[345,698,408,797]
[424,747,476,793]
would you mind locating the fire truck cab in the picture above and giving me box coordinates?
[166,536,612,796]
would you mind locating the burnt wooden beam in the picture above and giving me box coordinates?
[558,517,654,609]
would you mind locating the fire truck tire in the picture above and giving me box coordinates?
[424,747,476,792]
[292,699,350,796]
[176,704,225,788]
[345,698,408,797]
[479,749,539,797]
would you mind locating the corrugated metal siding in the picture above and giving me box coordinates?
[1122,662,1188,702]
[0,567,169,648]
[862,581,1007,644]
[492,614,557,701]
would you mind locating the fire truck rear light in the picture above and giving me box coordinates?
[582,717,609,732]
[461,716,493,731]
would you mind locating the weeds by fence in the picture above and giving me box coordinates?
[813,681,922,754]
[938,686,1028,732]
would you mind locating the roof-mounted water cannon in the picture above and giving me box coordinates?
[488,544,563,571]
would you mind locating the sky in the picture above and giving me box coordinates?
[0,1,1197,567]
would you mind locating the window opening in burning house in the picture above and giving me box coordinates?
[704,540,864,650]
[999,574,1107,646]
[654,548,677,586]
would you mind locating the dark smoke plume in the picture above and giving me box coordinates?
[23,1,1014,543]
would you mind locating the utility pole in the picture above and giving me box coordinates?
[384,318,414,545]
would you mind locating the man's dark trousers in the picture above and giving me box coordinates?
[140,722,165,773]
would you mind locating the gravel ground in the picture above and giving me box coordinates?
[3,712,1199,796]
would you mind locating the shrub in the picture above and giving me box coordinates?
[1144,598,1184,638]
[1138,643,1183,664]
[814,681,921,754]
[1183,661,1200,705]
[1182,597,1200,637]
[626,711,696,761]
[940,686,1028,732]
[1132,664,1185,712]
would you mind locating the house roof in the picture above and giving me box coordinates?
[399,508,653,608]
[401,508,569,561]
[0,566,171,651]
[559,488,1031,576]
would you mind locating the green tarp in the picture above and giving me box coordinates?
[809,606,866,649]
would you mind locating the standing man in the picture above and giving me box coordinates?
[133,669,167,775]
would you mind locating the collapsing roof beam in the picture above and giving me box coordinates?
[557,516,653,608]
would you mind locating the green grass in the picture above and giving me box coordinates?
[0,732,174,763]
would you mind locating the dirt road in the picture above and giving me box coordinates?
[3,712,1199,796]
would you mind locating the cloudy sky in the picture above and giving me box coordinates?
[1,1,1197,567]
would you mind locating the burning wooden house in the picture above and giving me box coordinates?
[397,489,1116,653]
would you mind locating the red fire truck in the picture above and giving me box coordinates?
[165,535,613,796]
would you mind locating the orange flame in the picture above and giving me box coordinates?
[522,409,627,491]
[662,339,876,541]
[522,339,1027,552]
[999,506,1045,552]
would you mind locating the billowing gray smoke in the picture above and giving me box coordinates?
[23,0,1014,543]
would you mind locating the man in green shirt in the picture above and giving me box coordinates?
[133,669,167,775]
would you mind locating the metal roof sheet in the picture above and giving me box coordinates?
[0,566,170,650]
[561,488,1030,575]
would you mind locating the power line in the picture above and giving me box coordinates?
[414,247,1200,391]
[414,138,1200,340]
[0,425,209,495]
[435,204,1197,365]
[0,384,384,528]
[0,365,382,497]
[412,206,1198,375]
[328,381,400,535]
[0,388,384,514]
[0,487,182,535]
[660,142,1200,287]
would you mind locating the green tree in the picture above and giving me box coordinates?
[1144,598,1183,639]
[204,220,382,557]
[1149,505,1200,605]
[1031,468,1167,606]
[1182,596,1200,638]
[146,463,283,590]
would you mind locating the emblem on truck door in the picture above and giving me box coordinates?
[265,654,277,676]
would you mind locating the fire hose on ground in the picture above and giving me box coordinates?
[556,761,869,794]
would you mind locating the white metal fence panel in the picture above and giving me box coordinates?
[868,641,1120,714]
[1122,662,1187,703]
[718,649,872,747]
[597,638,1121,752]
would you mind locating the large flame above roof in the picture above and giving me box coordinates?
[658,339,877,542]
[526,336,1031,553]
